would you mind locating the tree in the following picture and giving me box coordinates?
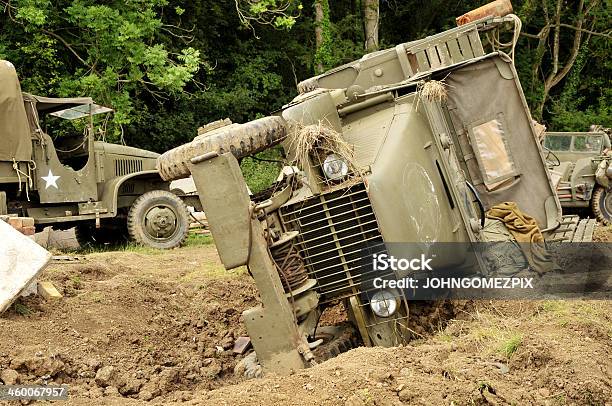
[314,0,333,73]
[363,0,379,51]
[1,0,201,138]
[518,0,610,120]
[234,0,303,32]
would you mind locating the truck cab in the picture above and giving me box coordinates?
[544,130,612,224]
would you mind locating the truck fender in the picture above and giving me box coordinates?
[100,170,168,216]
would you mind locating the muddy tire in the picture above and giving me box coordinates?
[312,324,361,363]
[157,116,287,181]
[127,190,189,249]
[591,186,612,225]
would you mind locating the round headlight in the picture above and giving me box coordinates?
[322,154,349,180]
[370,290,398,318]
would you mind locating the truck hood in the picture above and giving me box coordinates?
[95,141,159,159]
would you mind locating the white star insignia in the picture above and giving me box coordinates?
[41,169,60,189]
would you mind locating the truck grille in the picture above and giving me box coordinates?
[279,182,384,303]
[114,159,143,176]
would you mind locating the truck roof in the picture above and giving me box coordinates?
[22,93,94,113]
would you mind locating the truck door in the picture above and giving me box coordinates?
[442,55,560,229]
[24,98,101,203]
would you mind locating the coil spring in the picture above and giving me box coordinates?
[270,238,308,293]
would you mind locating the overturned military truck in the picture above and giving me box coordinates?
[158,2,593,375]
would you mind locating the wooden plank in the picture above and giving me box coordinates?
[583,219,596,242]
[468,29,485,56]
[458,34,474,58]
[233,336,252,354]
[425,47,441,69]
[447,39,463,63]
[0,192,6,215]
[395,44,414,77]
[436,43,452,66]
[37,281,63,300]
[414,51,430,72]
[572,220,587,242]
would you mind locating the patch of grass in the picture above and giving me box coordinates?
[469,326,504,342]
[182,265,246,283]
[120,242,165,255]
[557,318,569,328]
[78,233,212,255]
[77,241,165,255]
[499,334,522,358]
[13,302,32,316]
[185,233,214,247]
[70,275,82,289]
[540,301,569,315]
[436,332,454,343]
[552,393,567,405]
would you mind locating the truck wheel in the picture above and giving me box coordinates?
[127,190,190,249]
[157,116,287,181]
[591,186,612,225]
[311,324,361,363]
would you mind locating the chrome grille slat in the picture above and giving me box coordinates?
[300,235,383,266]
[285,197,370,221]
[280,182,385,303]
[281,193,369,218]
[296,223,379,251]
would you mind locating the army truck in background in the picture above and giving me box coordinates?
[0,61,190,249]
[157,1,593,375]
[544,127,612,224]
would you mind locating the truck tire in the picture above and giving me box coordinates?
[157,116,287,181]
[234,324,360,379]
[591,186,612,225]
[127,190,190,249]
[311,324,361,363]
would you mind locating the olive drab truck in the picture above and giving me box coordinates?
[544,127,612,225]
[0,61,191,249]
[156,0,594,375]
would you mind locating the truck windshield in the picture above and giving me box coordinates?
[544,135,571,151]
[573,135,602,153]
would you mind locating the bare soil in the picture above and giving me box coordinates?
[0,234,610,405]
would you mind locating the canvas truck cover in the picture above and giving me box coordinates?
[0,61,32,162]
[444,55,558,227]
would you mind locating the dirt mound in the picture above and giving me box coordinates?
[184,301,611,406]
[0,244,258,402]
[1,230,610,405]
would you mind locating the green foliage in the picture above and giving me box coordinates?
[185,233,214,247]
[2,0,201,140]
[240,148,284,193]
[512,0,610,128]
[1,0,609,193]
[314,0,333,71]
[13,302,32,316]
[236,0,302,30]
